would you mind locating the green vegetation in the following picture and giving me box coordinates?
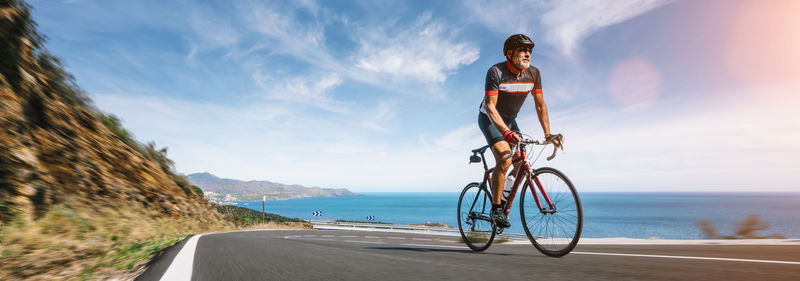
[215,205,306,227]
[81,234,186,279]
[0,203,222,280]
[98,113,141,151]
[192,185,204,197]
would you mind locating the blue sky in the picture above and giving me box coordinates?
[29,0,800,192]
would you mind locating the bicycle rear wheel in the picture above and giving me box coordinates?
[458,182,496,251]
[520,167,582,257]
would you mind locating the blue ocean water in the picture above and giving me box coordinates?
[236,192,800,239]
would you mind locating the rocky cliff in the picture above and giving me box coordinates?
[0,1,226,279]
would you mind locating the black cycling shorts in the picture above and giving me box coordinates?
[478,113,519,146]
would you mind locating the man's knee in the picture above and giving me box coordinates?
[497,157,512,171]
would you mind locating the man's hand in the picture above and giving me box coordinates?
[504,130,521,144]
[546,133,563,149]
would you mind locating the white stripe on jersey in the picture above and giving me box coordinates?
[499,83,534,93]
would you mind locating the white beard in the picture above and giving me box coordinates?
[514,56,530,70]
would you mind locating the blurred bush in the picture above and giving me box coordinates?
[697,214,785,239]
[98,113,142,151]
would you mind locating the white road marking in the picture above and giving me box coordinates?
[387,237,406,240]
[283,232,800,265]
[572,252,800,265]
[344,240,385,244]
[313,238,336,241]
[403,243,466,249]
[160,234,202,281]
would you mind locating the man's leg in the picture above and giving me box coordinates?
[490,141,513,205]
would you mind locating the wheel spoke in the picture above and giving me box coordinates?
[519,168,582,257]
[458,183,496,251]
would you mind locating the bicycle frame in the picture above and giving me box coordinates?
[473,143,556,217]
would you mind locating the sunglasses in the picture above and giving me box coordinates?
[516,46,533,53]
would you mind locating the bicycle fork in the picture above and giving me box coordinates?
[531,173,558,213]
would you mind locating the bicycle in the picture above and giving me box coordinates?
[457,134,583,256]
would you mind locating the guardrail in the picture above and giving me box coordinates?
[308,220,529,240]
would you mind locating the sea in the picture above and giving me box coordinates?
[235,192,800,239]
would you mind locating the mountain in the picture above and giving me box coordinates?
[188,172,358,200]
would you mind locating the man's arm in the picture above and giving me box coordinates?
[485,95,520,143]
[533,92,561,147]
[532,92,550,136]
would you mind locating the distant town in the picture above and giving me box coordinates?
[204,191,239,204]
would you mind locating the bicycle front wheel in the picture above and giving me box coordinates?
[458,182,496,251]
[520,167,582,257]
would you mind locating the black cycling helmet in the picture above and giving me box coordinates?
[503,34,535,57]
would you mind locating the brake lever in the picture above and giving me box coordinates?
[546,145,558,161]
[504,144,518,160]
[545,134,564,161]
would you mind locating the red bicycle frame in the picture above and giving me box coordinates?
[478,145,556,216]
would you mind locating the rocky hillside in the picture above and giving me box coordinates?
[0,1,228,279]
[189,172,357,200]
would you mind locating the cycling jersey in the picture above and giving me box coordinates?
[479,61,543,121]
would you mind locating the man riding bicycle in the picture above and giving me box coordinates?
[478,34,562,228]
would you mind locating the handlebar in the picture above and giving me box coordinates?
[504,134,564,161]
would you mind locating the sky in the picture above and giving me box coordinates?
[28,0,800,192]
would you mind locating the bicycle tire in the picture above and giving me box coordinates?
[457,182,496,251]
[519,167,582,257]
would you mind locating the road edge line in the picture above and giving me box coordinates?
[159,234,203,281]
[572,251,800,265]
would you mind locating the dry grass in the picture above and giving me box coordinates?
[697,214,785,239]
[0,203,313,280]
[0,203,235,280]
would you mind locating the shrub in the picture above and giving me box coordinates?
[98,113,141,152]
[697,220,719,239]
[698,214,783,239]
[736,214,770,239]
[192,185,204,197]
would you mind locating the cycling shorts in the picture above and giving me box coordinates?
[478,113,520,146]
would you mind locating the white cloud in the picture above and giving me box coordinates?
[358,101,397,133]
[462,0,544,35]
[433,124,484,152]
[89,93,486,191]
[250,68,348,113]
[464,0,672,60]
[515,84,800,191]
[542,0,673,60]
[353,12,479,85]
[241,1,331,65]
[188,9,242,48]
[241,4,479,96]
[90,82,800,192]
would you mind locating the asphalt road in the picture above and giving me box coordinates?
[137,229,800,281]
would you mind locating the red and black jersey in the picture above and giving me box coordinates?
[480,61,543,120]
